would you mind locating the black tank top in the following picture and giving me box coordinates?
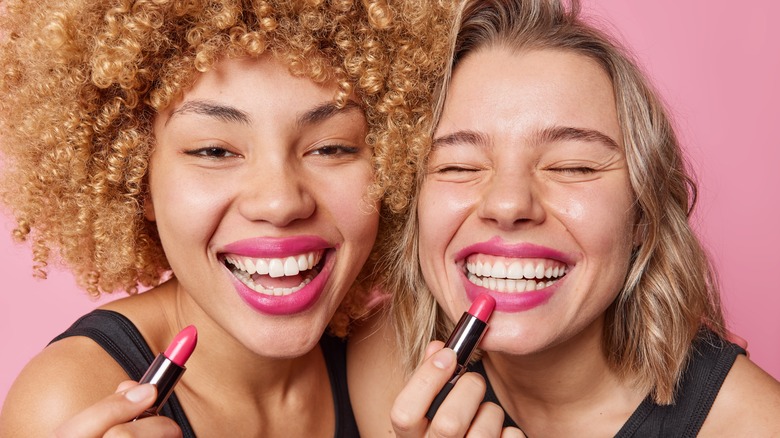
[470,328,745,437]
[51,309,360,437]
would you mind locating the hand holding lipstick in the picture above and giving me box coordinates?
[52,381,182,437]
[390,295,525,437]
[390,341,525,437]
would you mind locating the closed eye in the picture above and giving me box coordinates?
[552,166,597,174]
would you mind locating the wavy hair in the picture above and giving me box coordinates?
[388,0,725,404]
[0,0,452,336]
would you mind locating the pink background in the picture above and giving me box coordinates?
[2,1,779,408]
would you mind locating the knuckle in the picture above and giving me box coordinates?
[389,405,416,433]
[430,413,466,438]
[459,372,486,393]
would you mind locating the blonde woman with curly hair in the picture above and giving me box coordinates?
[351,0,780,436]
[0,0,451,435]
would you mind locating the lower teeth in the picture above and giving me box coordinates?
[232,269,314,296]
[467,273,555,293]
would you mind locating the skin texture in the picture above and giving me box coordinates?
[0,55,379,437]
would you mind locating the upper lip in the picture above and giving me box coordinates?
[220,235,332,258]
[455,237,576,266]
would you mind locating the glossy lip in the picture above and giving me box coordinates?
[457,237,575,313]
[222,235,331,257]
[220,235,335,316]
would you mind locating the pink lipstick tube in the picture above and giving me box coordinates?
[135,325,197,419]
[426,294,495,420]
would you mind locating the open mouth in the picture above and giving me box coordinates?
[464,255,568,293]
[223,250,326,297]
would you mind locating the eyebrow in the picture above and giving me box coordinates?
[166,99,362,128]
[431,130,490,151]
[536,126,620,150]
[167,100,251,126]
[296,100,362,128]
[432,125,620,152]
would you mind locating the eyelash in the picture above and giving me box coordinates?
[310,144,360,156]
[553,166,597,174]
[184,146,238,159]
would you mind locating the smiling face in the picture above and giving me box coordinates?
[147,56,379,357]
[419,47,637,354]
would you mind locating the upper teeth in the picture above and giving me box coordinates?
[466,259,566,280]
[225,251,322,278]
[465,258,567,293]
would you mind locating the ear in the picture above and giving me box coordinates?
[144,193,156,221]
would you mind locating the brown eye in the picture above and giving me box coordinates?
[185,147,238,158]
[310,144,359,157]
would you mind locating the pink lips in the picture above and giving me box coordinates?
[223,235,331,257]
[459,237,573,313]
[222,235,333,316]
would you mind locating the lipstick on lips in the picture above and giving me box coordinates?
[426,293,496,420]
[135,325,197,419]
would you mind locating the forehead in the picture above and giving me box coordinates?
[439,46,622,148]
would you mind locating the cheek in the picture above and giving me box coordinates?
[417,181,476,288]
[549,182,636,262]
[319,167,379,250]
[149,164,231,252]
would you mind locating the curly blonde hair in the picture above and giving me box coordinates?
[0,0,452,334]
[389,0,726,405]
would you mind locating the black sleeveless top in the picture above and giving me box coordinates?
[51,309,360,437]
[470,329,745,437]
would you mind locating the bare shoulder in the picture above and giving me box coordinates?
[0,335,128,437]
[700,355,780,436]
[348,310,406,437]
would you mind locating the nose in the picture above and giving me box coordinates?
[477,167,545,229]
[236,162,316,227]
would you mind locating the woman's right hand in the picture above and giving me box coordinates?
[52,381,182,437]
[390,341,525,437]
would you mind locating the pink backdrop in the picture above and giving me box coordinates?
[2,0,779,408]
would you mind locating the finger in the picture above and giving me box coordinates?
[428,372,486,438]
[424,341,446,360]
[501,427,527,438]
[115,380,140,393]
[103,415,182,438]
[53,383,158,437]
[391,347,457,437]
[464,402,504,437]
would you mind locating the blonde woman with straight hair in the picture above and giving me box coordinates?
[350,0,780,436]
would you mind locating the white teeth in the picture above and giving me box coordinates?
[268,259,284,278]
[232,268,314,296]
[245,259,256,275]
[507,261,523,279]
[535,263,545,279]
[491,263,506,278]
[226,251,323,280]
[465,257,568,293]
[283,257,298,276]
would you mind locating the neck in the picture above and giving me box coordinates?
[483,319,646,436]
[161,279,335,435]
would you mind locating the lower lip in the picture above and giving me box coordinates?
[229,252,333,316]
[462,271,557,312]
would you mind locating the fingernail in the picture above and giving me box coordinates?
[432,348,455,369]
[125,384,155,403]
